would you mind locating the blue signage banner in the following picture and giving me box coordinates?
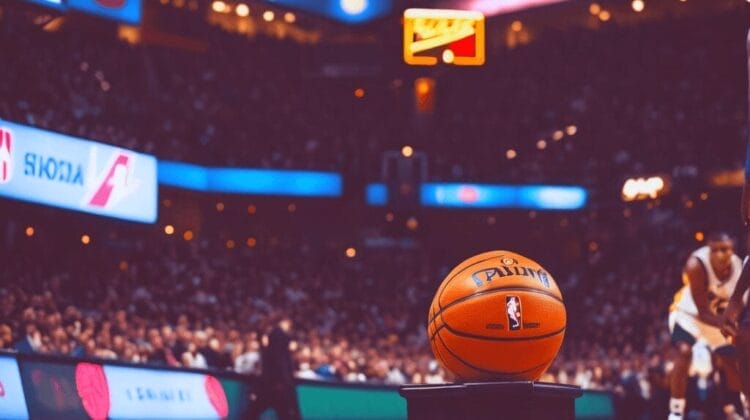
[0,121,158,223]
[420,183,588,209]
[67,0,142,24]
[366,183,388,206]
[158,161,342,197]
[266,0,391,24]
[24,0,66,10]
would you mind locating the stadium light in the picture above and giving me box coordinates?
[402,145,414,157]
[631,0,644,12]
[341,0,367,15]
[506,149,517,160]
[598,10,611,21]
[565,125,577,136]
[589,3,601,15]
[211,0,227,13]
[236,3,250,17]
[511,20,523,32]
[263,10,274,21]
[81,234,91,245]
[536,139,547,150]
[442,49,455,64]
[25,226,35,237]
[284,12,296,23]
[621,176,668,201]
[552,130,564,141]
[164,225,175,235]
[346,247,357,258]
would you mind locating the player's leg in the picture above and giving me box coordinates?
[669,319,696,419]
[736,309,750,412]
[714,346,744,419]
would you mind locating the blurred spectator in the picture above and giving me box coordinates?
[250,318,300,420]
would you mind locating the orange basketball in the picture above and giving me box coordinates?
[428,250,566,381]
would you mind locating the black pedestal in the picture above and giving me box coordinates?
[399,381,582,420]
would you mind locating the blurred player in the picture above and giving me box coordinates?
[720,252,750,412]
[668,232,744,420]
[742,29,750,227]
[248,317,300,420]
[725,26,750,413]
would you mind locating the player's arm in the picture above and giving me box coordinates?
[742,29,750,225]
[742,146,750,225]
[722,258,750,337]
[685,257,723,328]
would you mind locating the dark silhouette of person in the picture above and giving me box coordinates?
[248,318,300,420]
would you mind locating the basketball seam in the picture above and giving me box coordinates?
[434,329,482,378]
[459,323,566,341]
[435,322,566,342]
[435,328,551,377]
[437,255,500,311]
[429,324,450,374]
[430,323,444,341]
[429,286,564,325]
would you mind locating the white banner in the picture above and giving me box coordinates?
[0,121,157,223]
[0,355,30,420]
[103,365,228,419]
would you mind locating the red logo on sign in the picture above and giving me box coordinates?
[95,0,126,8]
[0,127,12,184]
[458,186,478,203]
[75,363,110,420]
[88,153,131,208]
[205,375,229,417]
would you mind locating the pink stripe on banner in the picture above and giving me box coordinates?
[0,129,7,182]
[89,154,130,207]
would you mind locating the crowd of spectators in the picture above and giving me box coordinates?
[0,5,748,187]
[0,186,739,420]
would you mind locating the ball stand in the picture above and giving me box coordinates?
[399,381,582,420]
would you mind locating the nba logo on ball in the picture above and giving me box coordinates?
[506,296,522,330]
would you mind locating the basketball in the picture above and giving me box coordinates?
[428,250,566,381]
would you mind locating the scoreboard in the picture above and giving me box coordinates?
[403,9,485,66]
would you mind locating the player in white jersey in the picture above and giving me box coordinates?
[668,232,745,420]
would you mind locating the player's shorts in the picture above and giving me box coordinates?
[669,310,733,351]
[741,305,750,330]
